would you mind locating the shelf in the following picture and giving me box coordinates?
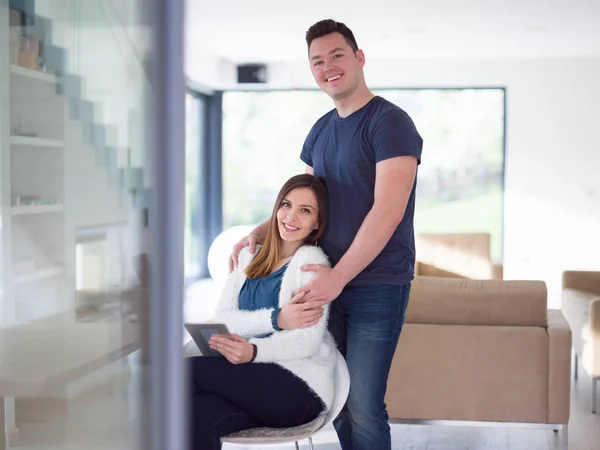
[10,64,58,84]
[12,204,64,216]
[10,135,64,148]
[14,267,64,285]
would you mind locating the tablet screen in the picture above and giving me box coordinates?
[184,323,230,357]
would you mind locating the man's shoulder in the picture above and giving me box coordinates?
[368,96,421,137]
[308,108,336,134]
[317,107,337,123]
[370,96,412,122]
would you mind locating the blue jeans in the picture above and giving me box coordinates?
[328,283,411,450]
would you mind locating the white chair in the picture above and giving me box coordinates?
[222,350,350,449]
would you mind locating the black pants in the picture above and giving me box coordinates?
[187,356,324,450]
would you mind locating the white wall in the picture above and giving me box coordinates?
[211,57,600,308]
[185,41,226,90]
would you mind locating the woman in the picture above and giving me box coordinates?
[187,174,337,449]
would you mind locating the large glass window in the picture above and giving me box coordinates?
[222,89,505,262]
[222,91,327,228]
[185,92,203,279]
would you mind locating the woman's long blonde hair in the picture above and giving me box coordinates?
[246,174,328,279]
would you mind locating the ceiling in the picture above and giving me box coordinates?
[185,0,600,63]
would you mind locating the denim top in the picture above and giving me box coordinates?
[238,264,288,336]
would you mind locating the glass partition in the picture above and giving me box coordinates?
[0,1,165,448]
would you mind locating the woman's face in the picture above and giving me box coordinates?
[276,187,320,244]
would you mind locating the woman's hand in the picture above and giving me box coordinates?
[277,291,324,330]
[209,334,255,364]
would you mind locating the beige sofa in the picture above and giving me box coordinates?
[561,270,600,413]
[385,276,571,448]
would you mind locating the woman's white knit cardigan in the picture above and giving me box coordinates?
[214,244,337,410]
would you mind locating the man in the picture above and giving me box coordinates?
[229,19,422,450]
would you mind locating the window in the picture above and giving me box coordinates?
[222,91,329,229]
[222,89,505,262]
[378,89,505,261]
[185,92,204,279]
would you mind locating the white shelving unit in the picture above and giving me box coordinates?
[3,51,68,324]
[3,5,132,327]
[14,266,64,285]
[9,64,58,84]
[11,204,64,215]
[10,135,64,148]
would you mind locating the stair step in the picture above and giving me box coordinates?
[9,0,36,25]
[133,187,151,209]
[70,99,95,124]
[41,44,66,73]
[80,123,93,146]
[119,167,144,190]
[103,124,118,147]
[104,147,118,169]
[92,125,106,149]
[22,15,52,44]
[94,146,112,167]
[58,74,83,98]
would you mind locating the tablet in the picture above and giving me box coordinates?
[184,323,231,357]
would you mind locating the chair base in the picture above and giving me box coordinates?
[294,437,314,450]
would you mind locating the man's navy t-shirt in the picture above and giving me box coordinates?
[300,96,423,286]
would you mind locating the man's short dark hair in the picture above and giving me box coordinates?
[305,19,359,53]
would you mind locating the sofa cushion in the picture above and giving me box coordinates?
[406,277,548,327]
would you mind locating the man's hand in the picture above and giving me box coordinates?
[278,291,324,330]
[228,234,259,273]
[209,334,254,364]
[293,265,346,306]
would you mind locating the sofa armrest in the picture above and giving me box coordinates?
[562,271,600,295]
[547,309,572,424]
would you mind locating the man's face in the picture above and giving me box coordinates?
[308,32,365,101]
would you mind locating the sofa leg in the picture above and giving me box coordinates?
[593,376,598,414]
[573,352,578,380]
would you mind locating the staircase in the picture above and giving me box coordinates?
[11,0,151,212]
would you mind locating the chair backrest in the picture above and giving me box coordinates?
[321,350,350,428]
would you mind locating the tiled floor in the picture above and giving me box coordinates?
[11,353,600,450]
